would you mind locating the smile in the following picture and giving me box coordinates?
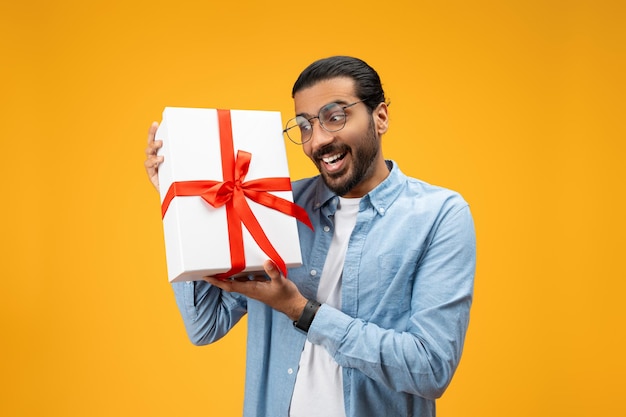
[322,152,347,165]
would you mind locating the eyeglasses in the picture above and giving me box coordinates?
[283,99,367,145]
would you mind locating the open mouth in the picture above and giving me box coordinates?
[320,151,348,174]
[322,152,347,165]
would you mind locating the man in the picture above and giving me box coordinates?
[144,56,476,417]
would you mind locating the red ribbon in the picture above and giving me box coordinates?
[161,109,313,279]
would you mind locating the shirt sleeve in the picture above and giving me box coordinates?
[307,205,476,400]
[171,280,248,346]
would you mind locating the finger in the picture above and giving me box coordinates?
[229,274,262,282]
[145,122,162,157]
[204,276,232,290]
[145,140,163,157]
[205,276,262,296]
[147,121,159,145]
[144,155,163,169]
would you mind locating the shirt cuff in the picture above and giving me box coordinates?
[306,303,353,356]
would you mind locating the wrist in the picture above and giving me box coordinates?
[293,299,322,333]
[288,297,309,322]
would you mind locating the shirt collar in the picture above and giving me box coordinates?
[312,160,406,217]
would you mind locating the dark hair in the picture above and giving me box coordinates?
[291,56,386,113]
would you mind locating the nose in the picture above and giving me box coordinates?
[307,119,334,152]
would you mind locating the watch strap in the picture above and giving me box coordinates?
[293,299,322,333]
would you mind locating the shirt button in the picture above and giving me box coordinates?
[288,368,294,375]
[310,270,317,276]
[378,207,386,214]
[323,226,330,232]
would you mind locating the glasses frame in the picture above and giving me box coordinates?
[283,99,367,145]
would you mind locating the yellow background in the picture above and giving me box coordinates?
[1,0,624,415]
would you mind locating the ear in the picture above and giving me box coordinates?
[373,102,389,135]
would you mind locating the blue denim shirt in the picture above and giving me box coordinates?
[172,161,476,417]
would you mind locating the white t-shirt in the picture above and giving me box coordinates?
[289,197,361,417]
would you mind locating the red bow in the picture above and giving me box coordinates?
[161,109,312,279]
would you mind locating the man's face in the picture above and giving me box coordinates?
[293,77,388,197]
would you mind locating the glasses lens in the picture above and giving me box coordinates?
[284,116,311,144]
[319,103,347,132]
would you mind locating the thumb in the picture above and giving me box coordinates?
[263,260,282,280]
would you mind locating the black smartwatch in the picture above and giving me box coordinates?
[293,299,322,333]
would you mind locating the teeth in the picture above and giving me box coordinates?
[322,153,344,164]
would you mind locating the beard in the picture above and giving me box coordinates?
[313,118,380,196]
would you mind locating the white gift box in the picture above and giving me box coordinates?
[156,107,306,282]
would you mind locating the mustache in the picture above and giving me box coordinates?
[312,143,350,160]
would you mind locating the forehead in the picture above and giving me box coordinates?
[293,77,357,115]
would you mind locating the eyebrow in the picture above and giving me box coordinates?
[296,99,353,119]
